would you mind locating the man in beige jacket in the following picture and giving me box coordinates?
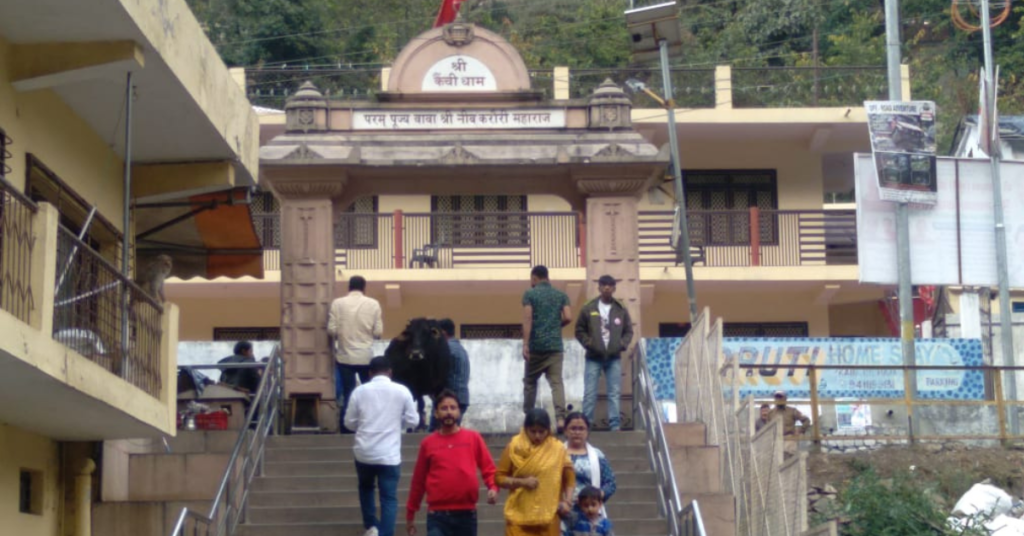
[329,276,383,434]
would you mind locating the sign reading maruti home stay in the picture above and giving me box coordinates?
[643,337,985,402]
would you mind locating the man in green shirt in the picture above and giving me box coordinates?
[521,265,573,432]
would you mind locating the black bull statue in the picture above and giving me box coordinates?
[384,318,451,431]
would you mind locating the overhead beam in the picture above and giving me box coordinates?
[808,127,833,152]
[11,41,144,92]
[133,162,236,203]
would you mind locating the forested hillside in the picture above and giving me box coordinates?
[186,0,1024,152]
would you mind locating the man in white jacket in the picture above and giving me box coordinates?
[345,356,419,536]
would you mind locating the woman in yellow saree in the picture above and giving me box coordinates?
[496,409,575,536]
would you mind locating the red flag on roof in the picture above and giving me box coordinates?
[434,0,466,27]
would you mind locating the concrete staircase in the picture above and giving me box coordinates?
[665,422,736,536]
[238,431,667,536]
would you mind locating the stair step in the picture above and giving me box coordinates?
[266,431,647,449]
[247,502,660,523]
[237,518,670,536]
[248,486,657,507]
[252,471,657,492]
[264,444,647,463]
[264,457,653,477]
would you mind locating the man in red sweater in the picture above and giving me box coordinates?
[406,390,498,536]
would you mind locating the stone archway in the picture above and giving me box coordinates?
[260,22,668,429]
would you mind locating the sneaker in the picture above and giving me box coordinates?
[363,527,378,536]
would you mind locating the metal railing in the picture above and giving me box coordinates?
[0,177,38,324]
[740,363,1024,444]
[639,209,857,267]
[565,68,716,108]
[53,225,163,397]
[243,65,887,110]
[634,342,688,536]
[170,346,284,536]
[675,308,810,536]
[256,211,581,270]
[680,501,708,536]
[731,66,888,108]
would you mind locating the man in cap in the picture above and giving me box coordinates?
[768,390,810,456]
[574,274,634,431]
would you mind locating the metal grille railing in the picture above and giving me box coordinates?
[53,226,163,397]
[567,68,716,108]
[0,177,37,324]
[170,347,284,536]
[639,209,857,267]
[731,66,888,108]
[675,308,810,536]
[257,212,580,271]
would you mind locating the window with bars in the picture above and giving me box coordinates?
[460,324,523,339]
[336,196,378,249]
[213,327,281,341]
[431,195,529,247]
[250,192,378,249]
[684,170,778,246]
[658,321,808,338]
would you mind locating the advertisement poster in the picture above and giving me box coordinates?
[865,101,938,204]
[644,337,984,402]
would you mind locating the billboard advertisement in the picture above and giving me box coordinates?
[855,154,1024,286]
[865,101,939,204]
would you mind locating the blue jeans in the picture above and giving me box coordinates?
[336,363,370,433]
[427,510,477,536]
[583,357,622,431]
[355,461,401,536]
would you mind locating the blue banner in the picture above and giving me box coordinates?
[644,337,985,401]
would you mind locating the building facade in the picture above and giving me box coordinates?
[167,23,907,430]
[0,0,259,533]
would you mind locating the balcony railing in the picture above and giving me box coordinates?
[0,177,38,324]
[257,212,582,271]
[256,209,855,271]
[53,226,164,397]
[640,209,857,267]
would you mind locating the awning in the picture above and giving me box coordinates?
[135,188,264,280]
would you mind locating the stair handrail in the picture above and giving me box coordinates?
[169,344,285,536]
[680,501,709,536]
[635,341,695,536]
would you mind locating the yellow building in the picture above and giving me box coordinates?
[169,64,908,343]
[0,0,258,534]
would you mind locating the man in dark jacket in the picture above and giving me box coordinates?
[574,275,634,431]
[218,341,261,394]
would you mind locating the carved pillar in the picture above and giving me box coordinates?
[270,179,345,428]
[578,179,646,429]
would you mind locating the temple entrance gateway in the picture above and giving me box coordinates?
[260,22,668,431]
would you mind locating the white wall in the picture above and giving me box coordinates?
[178,339,587,432]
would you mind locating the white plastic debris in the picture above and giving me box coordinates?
[985,514,1024,536]
[951,483,1014,518]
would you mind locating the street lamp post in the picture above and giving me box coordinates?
[625,1,698,322]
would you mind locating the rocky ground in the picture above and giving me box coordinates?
[807,442,1024,516]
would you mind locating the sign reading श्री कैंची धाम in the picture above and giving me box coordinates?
[352,109,567,130]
